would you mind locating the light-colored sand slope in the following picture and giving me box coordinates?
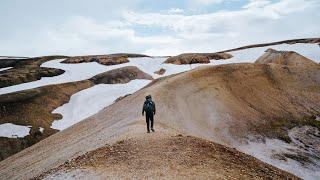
[0,51,319,179]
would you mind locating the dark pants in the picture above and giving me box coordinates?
[146,112,154,132]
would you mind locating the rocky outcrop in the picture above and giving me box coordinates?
[63,55,128,65]
[90,66,153,84]
[62,54,149,66]
[0,56,67,88]
[255,48,319,66]
[164,53,232,65]
[9,56,67,67]
[0,67,65,88]
[154,68,166,75]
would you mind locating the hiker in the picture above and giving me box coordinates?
[142,95,156,133]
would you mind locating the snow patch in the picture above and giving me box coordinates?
[51,79,151,130]
[39,127,44,133]
[128,57,217,79]
[0,123,31,138]
[238,126,320,180]
[127,57,239,79]
[0,67,12,72]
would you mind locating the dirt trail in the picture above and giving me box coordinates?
[36,125,298,180]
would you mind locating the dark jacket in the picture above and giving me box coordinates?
[142,98,156,115]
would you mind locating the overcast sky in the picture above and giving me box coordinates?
[0,0,319,56]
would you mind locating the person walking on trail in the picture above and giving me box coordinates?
[142,95,156,133]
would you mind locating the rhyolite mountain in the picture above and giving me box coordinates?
[0,38,319,179]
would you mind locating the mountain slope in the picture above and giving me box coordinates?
[0,66,152,160]
[0,59,319,179]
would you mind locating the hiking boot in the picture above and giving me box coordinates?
[151,129,155,132]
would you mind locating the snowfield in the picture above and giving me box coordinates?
[49,57,243,131]
[0,123,31,138]
[39,127,44,133]
[0,57,231,95]
[51,79,151,130]
[1,43,318,95]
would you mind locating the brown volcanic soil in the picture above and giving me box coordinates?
[62,53,149,65]
[0,80,93,160]
[90,66,153,84]
[37,132,299,180]
[0,56,67,88]
[255,48,319,67]
[152,64,320,143]
[0,66,153,161]
[164,52,232,65]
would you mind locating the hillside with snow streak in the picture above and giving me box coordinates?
[0,39,319,179]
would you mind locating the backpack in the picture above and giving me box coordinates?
[145,100,154,113]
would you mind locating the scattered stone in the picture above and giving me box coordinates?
[114,94,132,103]
[154,68,166,75]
